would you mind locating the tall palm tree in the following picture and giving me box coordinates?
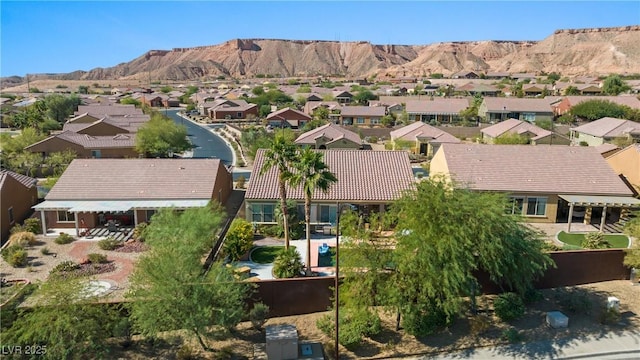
[291,148,337,275]
[260,136,298,249]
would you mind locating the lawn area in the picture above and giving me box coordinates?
[250,246,296,264]
[557,231,629,248]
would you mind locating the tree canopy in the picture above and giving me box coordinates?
[127,205,251,350]
[602,74,631,95]
[135,114,192,157]
[569,99,629,121]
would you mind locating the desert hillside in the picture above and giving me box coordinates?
[3,25,639,86]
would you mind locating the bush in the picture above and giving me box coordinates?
[272,248,304,278]
[402,303,450,336]
[523,288,543,304]
[87,253,108,264]
[582,232,611,249]
[557,289,592,314]
[1,245,28,267]
[501,328,524,343]
[50,260,80,274]
[23,218,42,234]
[133,223,148,241]
[317,308,381,348]
[176,344,198,360]
[98,237,122,250]
[494,293,525,321]
[223,219,254,261]
[599,307,621,325]
[249,303,270,330]
[40,247,51,255]
[9,231,37,247]
[54,232,75,244]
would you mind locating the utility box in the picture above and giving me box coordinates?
[607,297,620,312]
[546,311,569,328]
[266,324,298,360]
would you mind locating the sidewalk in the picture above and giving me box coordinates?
[406,330,640,359]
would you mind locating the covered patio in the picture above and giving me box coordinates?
[34,199,210,237]
[560,195,640,233]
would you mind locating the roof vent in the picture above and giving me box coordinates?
[179,166,185,170]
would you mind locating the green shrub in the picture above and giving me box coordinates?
[176,344,198,360]
[494,293,525,321]
[54,232,75,244]
[223,219,254,261]
[133,223,148,241]
[40,247,51,255]
[317,308,381,348]
[599,307,621,325]
[272,248,304,278]
[1,245,28,267]
[501,328,524,343]
[523,288,543,304]
[582,232,611,249]
[23,218,42,234]
[9,231,37,247]
[98,237,122,250]
[87,253,108,264]
[557,289,592,314]
[249,303,270,330]
[50,260,80,274]
[236,175,246,189]
[402,303,450,336]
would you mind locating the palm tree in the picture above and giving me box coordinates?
[290,148,337,275]
[259,136,298,249]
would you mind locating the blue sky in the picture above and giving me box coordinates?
[1,1,639,77]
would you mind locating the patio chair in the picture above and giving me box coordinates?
[107,221,118,233]
[319,243,330,256]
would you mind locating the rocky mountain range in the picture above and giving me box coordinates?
[6,26,640,84]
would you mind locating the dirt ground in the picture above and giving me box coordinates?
[107,280,639,360]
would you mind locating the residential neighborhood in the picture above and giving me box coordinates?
[1,3,640,358]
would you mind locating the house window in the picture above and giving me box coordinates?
[251,203,275,223]
[237,112,242,118]
[526,197,547,216]
[523,113,536,122]
[507,197,525,215]
[91,150,101,158]
[8,207,14,224]
[357,117,365,124]
[57,211,76,223]
[371,118,380,124]
[319,205,337,224]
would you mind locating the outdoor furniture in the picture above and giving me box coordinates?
[107,221,118,233]
[318,243,330,256]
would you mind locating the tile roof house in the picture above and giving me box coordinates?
[570,117,640,146]
[294,123,363,149]
[390,121,461,156]
[62,115,149,135]
[606,144,640,193]
[34,158,233,235]
[25,131,139,159]
[339,106,386,127]
[478,98,554,123]
[0,170,38,244]
[430,143,639,229]
[481,118,570,145]
[405,99,470,124]
[246,150,414,228]
[266,107,312,129]
[205,99,258,120]
[553,96,640,115]
[75,104,141,117]
[332,90,353,104]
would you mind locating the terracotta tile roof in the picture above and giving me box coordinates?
[57,131,136,148]
[405,98,470,115]
[0,169,37,189]
[481,118,552,140]
[571,117,640,138]
[436,143,633,196]
[246,150,415,202]
[482,98,554,113]
[390,122,461,144]
[295,123,362,146]
[75,104,142,116]
[564,96,640,109]
[266,107,311,121]
[340,106,386,117]
[46,159,226,200]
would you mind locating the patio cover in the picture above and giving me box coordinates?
[559,195,640,208]
[33,199,210,212]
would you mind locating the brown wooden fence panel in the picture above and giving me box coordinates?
[253,277,334,317]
